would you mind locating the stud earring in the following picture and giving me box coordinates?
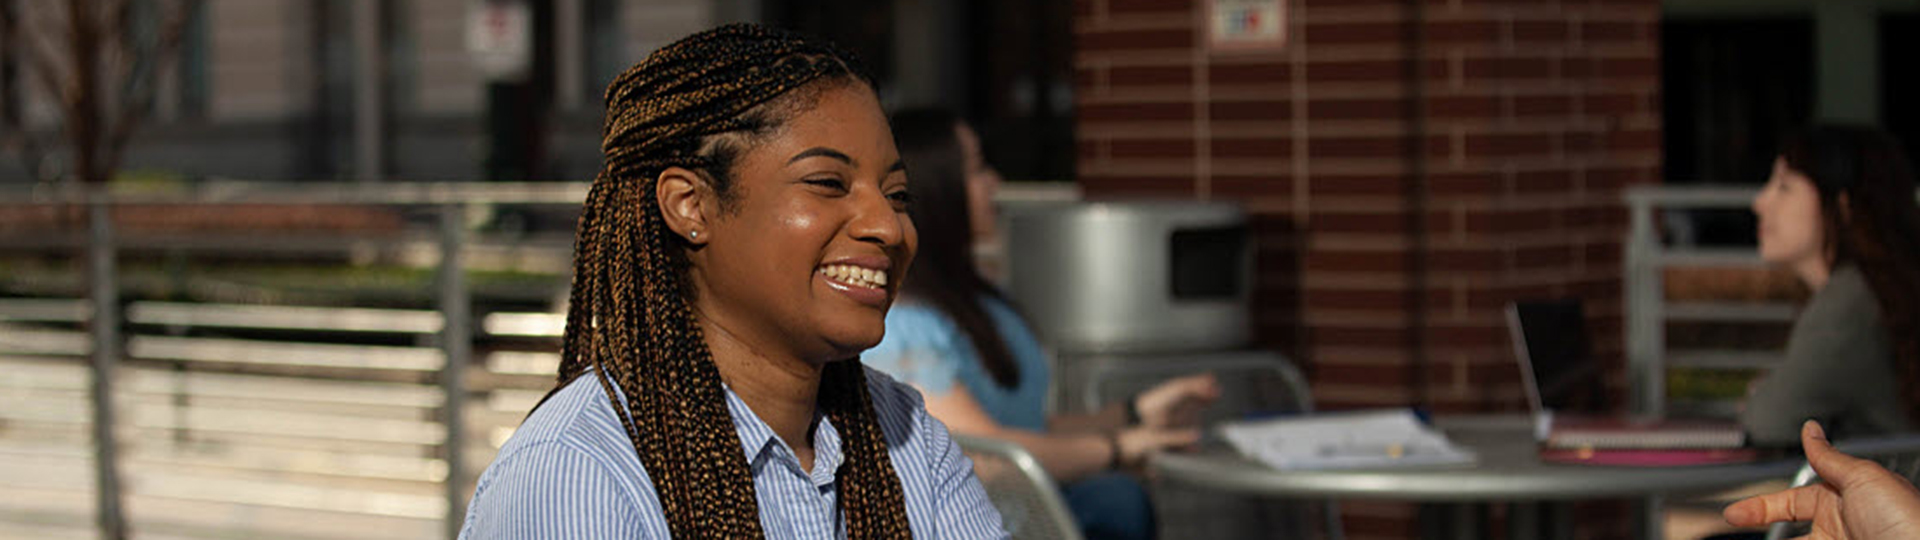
[689,230,700,240]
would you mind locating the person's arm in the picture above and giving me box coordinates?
[461,442,659,540]
[1047,372,1221,434]
[1723,421,1920,540]
[921,383,1198,483]
[1743,324,1872,446]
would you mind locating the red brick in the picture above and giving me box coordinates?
[1211,136,1290,158]
[1077,28,1194,51]
[1466,283,1559,311]
[1462,207,1557,233]
[1429,95,1501,119]
[1077,139,1102,161]
[1305,209,1413,234]
[1607,128,1661,152]
[1581,20,1643,44]
[1079,101,1195,122]
[1210,62,1290,86]
[1596,57,1659,79]
[1307,59,1444,83]
[1512,20,1570,44]
[1464,132,1555,157]
[1431,246,1504,272]
[1210,100,1292,122]
[1587,167,1655,192]
[1428,19,1503,44]
[1311,325,1412,347]
[1564,129,1602,153]
[1304,247,1408,271]
[1309,135,1404,159]
[1305,287,1412,311]
[1212,174,1293,197]
[1311,97,1405,120]
[1514,169,1576,194]
[1108,0,1193,15]
[1306,21,1403,46]
[1514,94,1575,117]
[1425,322,1507,348]
[1461,56,1556,81]
[1081,175,1196,198]
[1108,138,1196,159]
[1583,92,1647,115]
[1585,240,1623,268]
[1107,65,1191,86]
[1514,244,1578,269]
[1309,175,1401,197]
[1429,172,1500,196]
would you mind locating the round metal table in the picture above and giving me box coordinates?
[1151,417,1802,539]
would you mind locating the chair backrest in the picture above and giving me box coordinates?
[954,434,1085,540]
[1081,351,1313,421]
[1078,352,1343,540]
[1765,434,1920,540]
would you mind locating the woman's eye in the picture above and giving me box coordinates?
[804,178,848,191]
[888,190,916,205]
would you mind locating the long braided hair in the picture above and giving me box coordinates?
[553,24,911,538]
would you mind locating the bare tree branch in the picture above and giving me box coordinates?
[103,0,197,179]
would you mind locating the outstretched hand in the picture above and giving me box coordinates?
[1134,372,1221,429]
[1723,421,1920,540]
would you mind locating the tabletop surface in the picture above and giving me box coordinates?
[1151,416,1804,502]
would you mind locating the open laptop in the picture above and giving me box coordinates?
[1506,300,1746,450]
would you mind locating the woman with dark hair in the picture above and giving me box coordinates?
[1744,125,1920,446]
[865,109,1218,540]
[459,25,1005,539]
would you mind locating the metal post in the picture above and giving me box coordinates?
[351,0,385,182]
[1624,194,1665,418]
[87,198,126,539]
[438,203,472,539]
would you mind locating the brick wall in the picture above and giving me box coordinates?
[1073,0,1659,538]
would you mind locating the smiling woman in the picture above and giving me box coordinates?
[457,24,1005,540]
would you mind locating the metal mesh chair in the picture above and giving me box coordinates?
[956,434,1086,540]
[1080,352,1345,540]
[1764,434,1920,540]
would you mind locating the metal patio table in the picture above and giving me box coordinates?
[1152,416,1802,540]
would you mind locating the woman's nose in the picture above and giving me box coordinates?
[848,189,905,247]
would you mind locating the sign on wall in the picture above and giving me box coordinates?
[1207,0,1287,52]
[468,0,532,82]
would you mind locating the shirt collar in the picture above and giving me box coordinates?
[721,383,845,487]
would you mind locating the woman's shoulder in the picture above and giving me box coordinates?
[496,374,644,465]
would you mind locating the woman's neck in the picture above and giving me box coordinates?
[1795,257,1833,292]
[697,313,824,468]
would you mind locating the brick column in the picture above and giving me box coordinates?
[1074,1,1659,537]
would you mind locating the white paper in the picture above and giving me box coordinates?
[1218,409,1477,470]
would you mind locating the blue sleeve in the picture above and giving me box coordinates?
[863,304,967,394]
[459,442,659,540]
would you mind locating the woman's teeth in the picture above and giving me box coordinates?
[820,264,887,288]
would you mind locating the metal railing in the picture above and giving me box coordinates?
[0,179,1081,539]
[0,181,589,540]
[1624,185,1809,420]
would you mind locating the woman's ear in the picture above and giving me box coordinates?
[656,166,711,246]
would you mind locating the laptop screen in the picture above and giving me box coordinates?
[1506,300,1604,415]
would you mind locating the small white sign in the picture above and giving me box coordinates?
[1208,0,1287,51]
[467,0,532,81]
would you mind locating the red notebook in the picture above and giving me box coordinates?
[1544,416,1747,451]
[1538,447,1759,466]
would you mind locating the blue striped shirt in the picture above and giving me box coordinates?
[459,365,1008,539]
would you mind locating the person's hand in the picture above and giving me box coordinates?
[1134,372,1221,429]
[1723,420,1920,540]
[1113,425,1202,471]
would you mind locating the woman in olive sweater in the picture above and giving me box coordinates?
[1743,126,1920,446]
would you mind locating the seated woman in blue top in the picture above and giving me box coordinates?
[459,25,1005,539]
[867,109,1220,540]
